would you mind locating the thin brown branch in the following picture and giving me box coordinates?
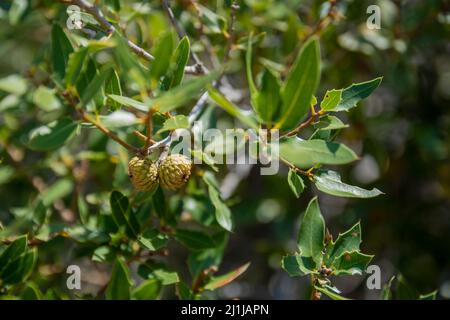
[133,130,156,145]
[192,266,218,293]
[223,1,239,64]
[285,0,342,68]
[304,0,341,42]
[161,0,207,74]
[78,109,139,153]
[280,157,314,179]
[310,275,321,300]
[283,115,315,138]
[60,0,202,74]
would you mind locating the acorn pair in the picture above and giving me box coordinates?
[128,154,192,191]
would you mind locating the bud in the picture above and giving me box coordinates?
[128,156,158,191]
[158,154,192,190]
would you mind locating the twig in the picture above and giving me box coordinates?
[304,0,341,42]
[147,0,240,155]
[281,107,324,138]
[285,0,341,68]
[78,109,139,153]
[148,135,172,153]
[133,130,156,145]
[283,115,316,137]
[60,0,200,74]
[310,275,321,300]
[161,0,208,74]
[223,1,239,64]
[280,157,315,179]
[192,266,218,293]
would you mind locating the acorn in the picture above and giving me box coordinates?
[128,156,158,191]
[158,154,192,190]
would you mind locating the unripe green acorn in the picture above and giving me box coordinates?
[158,154,192,190]
[128,156,158,191]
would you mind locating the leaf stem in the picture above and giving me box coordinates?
[280,157,315,179]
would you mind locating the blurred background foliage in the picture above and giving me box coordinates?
[0,0,449,299]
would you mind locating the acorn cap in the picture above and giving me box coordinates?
[158,154,192,190]
[128,156,158,191]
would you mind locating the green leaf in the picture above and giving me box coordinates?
[1,248,37,284]
[208,86,258,129]
[314,115,348,131]
[177,282,196,300]
[381,275,395,300]
[74,57,97,101]
[334,78,382,112]
[138,262,179,285]
[287,169,305,198]
[81,66,113,106]
[150,32,175,81]
[110,190,140,238]
[246,34,259,109]
[40,178,74,206]
[21,283,43,300]
[0,166,14,185]
[332,251,373,275]
[197,4,227,34]
[255,69,281,123]
[108,95,148,111]
[157,115,190,134]
[325,222,361,265]
[190,149,218,172]
[155,72,219,113]
[65,48,88,87]
[138,229,168,251]
[204,263,250,291]
[110,73,217,113]
[320,89,343,111]
[202,172,233,232]
[419,291,437,300]
[280,138,359,168]
[396,274,419,300]
[281,254,316,277]
[0,74,27,95]
[314,170,383,198]
[112,34,147,90]
[188,233,228,278]
[106,258,132,300]
[0,235,27,275]
[105,70,122,110]
[162,36,190,89]
[315,286,349,300]
[152,186,174,225]
[204,129,247,155]
[33,86,61,112]
[92,246,115,262]
[27,118,78,151]
[9,0,28,25]
[174,229,217,251]
[99,110,138,128]
[51,24,74,80]
[277,38,321,130]
[132,279,161,300]
[297,197,325,267]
